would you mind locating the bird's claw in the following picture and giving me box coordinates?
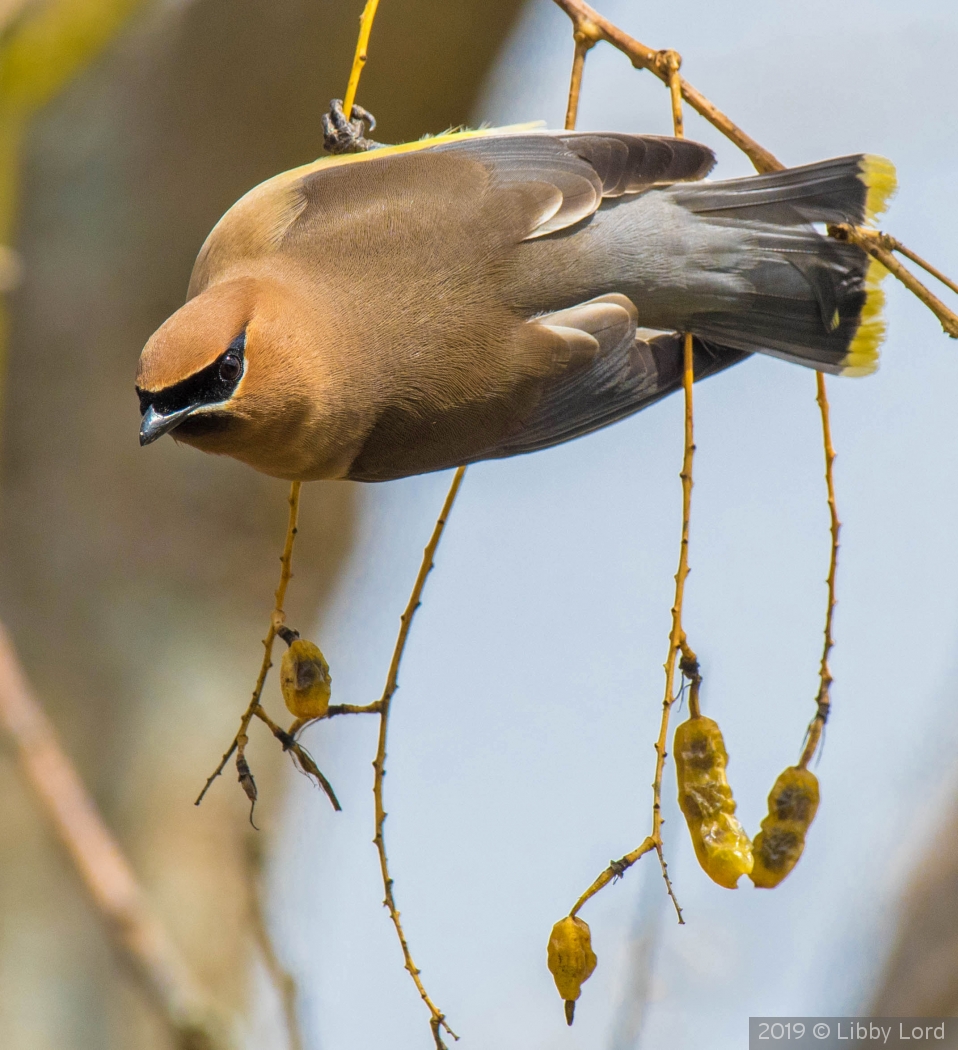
[322,100,382,155]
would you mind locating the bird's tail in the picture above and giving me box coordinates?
[660,154,897,376]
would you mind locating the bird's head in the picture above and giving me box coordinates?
[136,276,354,480]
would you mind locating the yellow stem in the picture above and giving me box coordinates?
[664,50,683,138]
[343,0,381,116]
[564,26,597,131]
[801,374,839,769]
[373,466,466,1049]
[196,482,302,806]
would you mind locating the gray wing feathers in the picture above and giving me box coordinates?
[434,135,603,237]
[473,294,745,461]
[434,131,716,239]
[558,132,716,195]
[669,154,871,225]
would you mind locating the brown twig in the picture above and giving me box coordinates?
[564,330,697,928]
[196,482,315,808]
[549,0,958,340]
[569,838,656,917]
[663,49,683,139]
[884,235,958,299]
[647,330,698,924]
[251,705,341,811]
[244,835,304,1050]
[550,0,781,172]
[564,21,598,130]
[800,373,840,769]
[562,49,700,930]
[373,466,466,1049]
[325,701,384,718]
[0,621,233,1050]
[829,224,958,339]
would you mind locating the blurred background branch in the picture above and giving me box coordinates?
[0,619,233,1050]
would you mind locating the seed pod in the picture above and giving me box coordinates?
[749,766,820,888]
[280,638,331,721]
[674,715,753,888]
[547,915,597,1025]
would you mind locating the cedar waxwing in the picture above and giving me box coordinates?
[136,128,896,482]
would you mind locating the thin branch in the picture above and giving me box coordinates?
[558,21,659,923]
[325,701,384,718]
[564,26,596,131]
[647,330,698,925]
[569,838,656,917]
[328,6,468,1039]
[884,234,958,299]
[0,621,233,1050]
[563,329,697,929]
[196,482,314,808]
[549,0,781,172]
[372,466,466,1049]
[342,0,381,116]
[829,224,958,339]
[562,48,700,931]
[251,705,341,811]
[801,373,839,769]
[663,49,683,139]
[549,0,958,339]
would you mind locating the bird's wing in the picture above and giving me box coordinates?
[416,130,715,238]
[188,128,716,294]
[470,294,747,462]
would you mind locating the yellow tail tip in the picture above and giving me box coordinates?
[841,156,897,376]
[859,154,897,225]
[841,254,889,376]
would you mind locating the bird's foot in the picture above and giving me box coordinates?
[322,100,383,154]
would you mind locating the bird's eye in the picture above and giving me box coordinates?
[219,351,242,383]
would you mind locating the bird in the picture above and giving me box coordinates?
[136,123,896,482]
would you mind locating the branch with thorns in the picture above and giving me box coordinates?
[562,61,694,928]
[195,482,341,818]
[549,0,958,928]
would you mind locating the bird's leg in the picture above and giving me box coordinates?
[322,99,384,154]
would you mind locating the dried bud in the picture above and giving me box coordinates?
[750,766,820,888]
[280,638,331,721]
[236,754,258,828]
[547,915,597,1025]
[674,715,753,888]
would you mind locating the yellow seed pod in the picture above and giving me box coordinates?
[547,915,597,1026]
[674,716,753,889]
[280,638,331,721]
[750,766,820,888]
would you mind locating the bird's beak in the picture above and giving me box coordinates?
[139,404,194,446]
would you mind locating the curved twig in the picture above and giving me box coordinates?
[196,482,304,807]
[373,467,466,1049]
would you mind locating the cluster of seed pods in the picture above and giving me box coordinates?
[546,706,821,1020]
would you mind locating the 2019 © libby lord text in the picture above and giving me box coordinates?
[749,1018,951,1048]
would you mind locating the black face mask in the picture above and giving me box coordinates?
[137,330,246,419]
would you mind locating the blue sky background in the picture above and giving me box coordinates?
[261,4,958,1047]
